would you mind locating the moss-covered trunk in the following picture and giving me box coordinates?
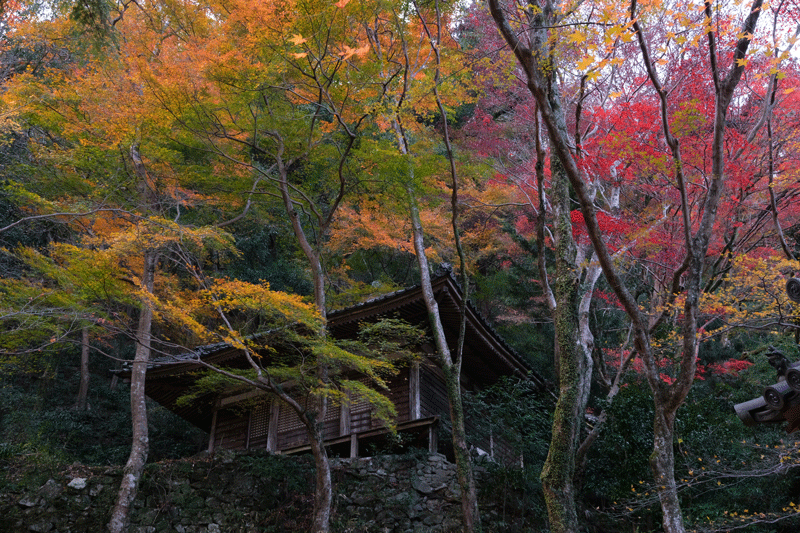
[408,186,481,532]
[442,363,480,532]
[651,406,683,533]
[539,151,588,533]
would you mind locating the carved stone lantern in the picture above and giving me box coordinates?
[733,278,800,432]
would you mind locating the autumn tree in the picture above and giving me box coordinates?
[485,0,788,531]
[162,268,421,533]
[0,3,261,531]
[127,0,498,529]
[106,2,401,530]
[321,1,494,528]
[28,1,446,530]
[461,3,620,530]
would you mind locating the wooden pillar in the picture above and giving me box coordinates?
[266,402,280,452]
[409,362,421,420]
[340,400,351,438]
[350,433,359,458]
[207,408,218,454]
[428,422,438,454]
[245,410,252,450]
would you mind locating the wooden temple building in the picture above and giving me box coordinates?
[132,273,540,459]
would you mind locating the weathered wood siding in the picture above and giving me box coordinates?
[209,365,505,457]
[350,390,373,434]
[349,370,412,434]
[277,401,310,450]
[248,402,270,450]
[420,365,449,420]
[321,399,341,441]
[417,361,517,463]
[385,370,411,424]
[212,408,248,451]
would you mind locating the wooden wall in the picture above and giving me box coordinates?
[212,408,248,451]
[208,366,456,456]
[420,364,449,420]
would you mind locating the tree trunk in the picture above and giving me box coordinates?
[409,188,481,532]
[443,364,481,532]
[107,251,156,533]
[75,326,90,410]
[540,149,588,533]
[306,417,333,533]
[651,405,683,533]
[273,138,326,320]
[488,1,764,532]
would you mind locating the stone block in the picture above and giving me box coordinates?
[40,480,62,499]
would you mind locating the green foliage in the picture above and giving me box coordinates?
[352,317,429,357]
[177,318,425,437]
[0,180,73,278]
[325,277,404,310]
[70,0,114,35]
[672,380,800,531]
[0,345,205,467]
[584,382,655,503]
[473,265,556,378]
[338,248,419,289]
[463,376,552,524]
[225,224,313,296]
[581,365,800,533]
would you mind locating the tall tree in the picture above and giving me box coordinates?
[1,4,255,530]
[465,2,606,530]
[487,0,772,531]
[123,2,393,529]
[409,1,485,528]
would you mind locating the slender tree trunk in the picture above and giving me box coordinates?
[271,132,334,532]
[75,326,90,410]
[443,363,480,532]
[409,188,480,532]
[412,3,482,527]
[273,138,326,319]
[306,417,333,533]
[108,251,156,533]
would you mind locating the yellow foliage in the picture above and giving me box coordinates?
[699,252,797,331]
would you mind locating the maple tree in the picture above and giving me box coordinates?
[322,1,491,528]
[141,0,492,528]
[459,3,626,530]
[114,2,407,529]
[151,259,415,533]
[0,2,322,530]
[483,0,800,531]
[0,1,446,531]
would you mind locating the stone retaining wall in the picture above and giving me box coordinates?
[1,451,534,533]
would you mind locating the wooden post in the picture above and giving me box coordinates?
[245,410,252,450]
[267,402,279,452]
[349,433,358,458]
[340,400,351,437]
[207,408,218,454]
[409,362,421,420]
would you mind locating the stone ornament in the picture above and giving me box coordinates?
[734,278,800,433]
[787,277,800,303]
